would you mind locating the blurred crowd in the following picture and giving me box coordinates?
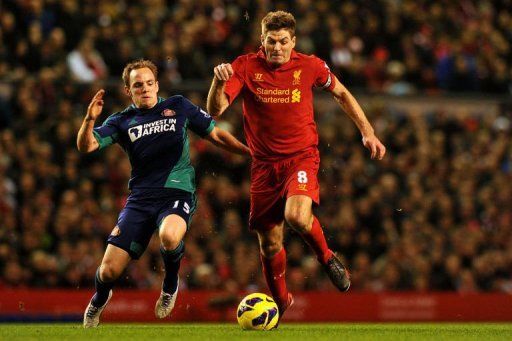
[1,81,512,294]
[1,0,512,99]
[1,0,512,294]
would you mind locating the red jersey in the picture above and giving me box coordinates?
[224,49,336,161]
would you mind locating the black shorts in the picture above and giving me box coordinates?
[107,188,196,259]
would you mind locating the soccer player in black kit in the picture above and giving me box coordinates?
[77,59,250,328]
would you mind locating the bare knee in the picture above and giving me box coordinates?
[99,262,121,282]
[159,215,186,251]
[285,210,312,234]
[260,239,283,258]
[285,195,313,233]
[160,231,181,251]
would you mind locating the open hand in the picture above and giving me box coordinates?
[86,89,105,121]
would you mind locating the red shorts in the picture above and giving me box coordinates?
[249,149,320,231]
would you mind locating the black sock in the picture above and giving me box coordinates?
[160,240,185,294]
[91,267,114,307]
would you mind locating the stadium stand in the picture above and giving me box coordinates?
[1,0,512,295]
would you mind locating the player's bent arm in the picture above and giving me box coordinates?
[77,89,105,153]
[330,77,374,137]
[207,63,234,116]
[77,117,99,153]
[205,126,251,156]
[206,78,230,117]
[330,77,386,159]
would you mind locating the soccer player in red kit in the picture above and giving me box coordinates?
[207,11,386,318]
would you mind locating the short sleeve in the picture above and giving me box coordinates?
[181,97,215,138]
[224,55,246,104]
[93,114,120,149]
[312,56,336,91]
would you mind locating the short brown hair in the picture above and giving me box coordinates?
[261,11,296,36]
[122,59,158,87]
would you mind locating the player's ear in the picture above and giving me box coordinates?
[260,34,265,46]
[291,35,296,48]
[124,86,131,97]
[155,81,159,93]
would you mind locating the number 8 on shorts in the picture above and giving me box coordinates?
[297,170,308,184]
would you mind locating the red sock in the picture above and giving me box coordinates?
[302,216,333,265]
[260,248,289,309]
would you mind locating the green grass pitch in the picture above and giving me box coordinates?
[2,323,512,340]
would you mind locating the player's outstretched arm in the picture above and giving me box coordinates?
[77,89,104,153]
[205,126,251,156]
[206,63,233,117]
[330,77,386,160]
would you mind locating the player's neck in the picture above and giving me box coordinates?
[133,99,159,110]
[266,59,291,69]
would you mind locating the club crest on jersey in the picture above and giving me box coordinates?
[293,70,302,85]
[162,109,175,117]
[253,73,264,82]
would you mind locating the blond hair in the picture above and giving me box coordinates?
[122,59,158,87]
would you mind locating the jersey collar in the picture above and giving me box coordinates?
[129,97,165,112]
